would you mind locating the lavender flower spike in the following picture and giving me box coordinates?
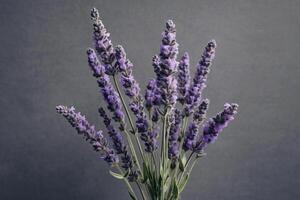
[115,45,153,152]
[140,127,159,153]
[56,105,118,165]
[99,107,132,170]
[168,109,182,159]
[182,122,198,151]
[90,8,115,75]
[154,20,179,107]
[183,99,210,151]
[193,99,210,123]
[177,52,190,104]
[194,103,238,153]
[184,40,216,116]
[87,48,125,123]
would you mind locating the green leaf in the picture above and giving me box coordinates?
[109,170,124,179]
[128,191,137,200]
[179,157,185,172]
[178,174,189,193]
[196,152,207,158]
[172,181,179,199]
[142,162,149,183]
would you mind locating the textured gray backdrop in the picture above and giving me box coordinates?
[0,0,299,199]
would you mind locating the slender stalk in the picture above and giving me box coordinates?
[136,181,148,200]
[174,116,188,179]
[161,110,169,200]
[124,130,142,172]
[178,152,194,182]
[151,152,157,173]
[116,166,137,200]
[112,75,145,167]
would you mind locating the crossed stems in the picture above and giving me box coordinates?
[111,74,201,200]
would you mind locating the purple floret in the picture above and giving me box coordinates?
[56,105,118,165]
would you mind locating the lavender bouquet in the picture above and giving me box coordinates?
[56,8,239,200]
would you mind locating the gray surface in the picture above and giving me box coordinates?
[0,0,299,199]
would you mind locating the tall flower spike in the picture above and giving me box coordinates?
[182,122,199,151]
[145,79,159,110]
[168,109,182,160]
[98,107,132,169]
[91,8,115,75]
[140,127,159,152]
[154,20,179,107]
[193,99,210,123]
[183,99,210,151]
[87,48,125,123]
[115,45,152,151]
[56,105,118,165]
[194,103,239,153]
[177,52,190,104]
[184,40,216,116]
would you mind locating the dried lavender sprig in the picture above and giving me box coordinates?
[154,20,179,107]
[90,8,116,75]
[56,105,118,165]
[98,107,133,170]
[194,103,238,153]
[183,99,210,151]
[177,52,190,104]
[184,40,216,116]
[87,48,125,124]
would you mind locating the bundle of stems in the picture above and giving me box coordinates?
[56,8,239,200]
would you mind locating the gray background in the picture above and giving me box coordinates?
[0,0,299,199]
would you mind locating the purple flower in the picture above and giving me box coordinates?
[145,79,158,110]
[194,103,238,153]
[115,45,141,100]
[90,8,115,75]
[184,40,216,116]
[182,122,199,151]
[87,48,125,123]
[151,107,160,123]
[115,45,154,152]
[177,52,190,104]
[141,127,159,152]
[154,20,179,107]
[56,105,118,165]
[168,109,182,159]
[98,107,132,169]
[193,99,210,123]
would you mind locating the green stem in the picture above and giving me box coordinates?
[174,117,188,179]
[161,110,169,200]
[178,152,194,182]
[112,75,144,172]
[136,181,147,200]
[116,166,137,200]
[124,130,142,172]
